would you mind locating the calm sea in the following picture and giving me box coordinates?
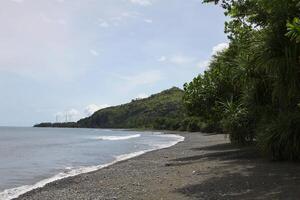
[0,127,183,200]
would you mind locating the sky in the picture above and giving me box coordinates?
[0,0,228,126]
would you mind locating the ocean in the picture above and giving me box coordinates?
[0,127,184,200]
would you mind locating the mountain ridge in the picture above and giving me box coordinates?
[34,87,187,130]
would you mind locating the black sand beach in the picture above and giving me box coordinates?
[15,132,300,200]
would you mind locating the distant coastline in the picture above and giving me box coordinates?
[34,87,213,133]
[34,122,78,128]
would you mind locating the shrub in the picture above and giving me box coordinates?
[257,111,300,160]
[186,117,202,132]
[220,100,255,145]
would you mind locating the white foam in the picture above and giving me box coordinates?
[0,134,184,200]
[114,150,147,161]
[96,134,141,141]
[153,134,185,149]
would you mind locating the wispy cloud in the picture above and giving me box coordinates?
[158,55,195,65]
[158,56,166,62]
[118,70,163,85]
[97,18,110,28]
[54,104,110,122]
[158,42,228,72]
[10,0,24,3]
[97,12,140,28]
[144,19,153,23]
[169,55,195,65]
[90,49,100,56]
[129,0,152,6]
[41,14,67,25]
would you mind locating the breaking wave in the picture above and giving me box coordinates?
[96,134,141,141]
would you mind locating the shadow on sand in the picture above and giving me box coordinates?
[171,143,300,200]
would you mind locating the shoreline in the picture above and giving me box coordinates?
[12,132,300,199]
[0,132,183,200]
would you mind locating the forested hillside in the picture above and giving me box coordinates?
[183,0,300,160]
[77,87,186,130]
[35,87,197,131]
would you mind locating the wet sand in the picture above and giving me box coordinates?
[15,132,300,200]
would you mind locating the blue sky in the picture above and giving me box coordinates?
[0,0,228,126]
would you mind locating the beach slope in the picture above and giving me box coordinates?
[16,133,300,200]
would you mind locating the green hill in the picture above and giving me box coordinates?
[35,87,189,130]
[77,87,185,130]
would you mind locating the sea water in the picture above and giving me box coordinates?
[0,127,184,200]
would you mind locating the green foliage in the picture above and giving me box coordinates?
[34,122,78,128]
[183,45,242,130]
[35,87,209,132]
[184,0,300,160]
[77,87,186,130]
[257,111,300,161]
[220,99,254,145]
[178,117,206,132]
[286,18,300,43]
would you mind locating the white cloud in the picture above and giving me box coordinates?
[97,18,110,28]
[144,19,153,23]
[135,93,149,99]
[211,42,229,55]
[121,12,140,18]
[156,43,228,72]
[41,14,67,25]
[158,56,166,62]
[10,0,24,3]
[84,104,110,116]
[158,55,195,65]
[54,104,110,122]
[157,54,200,71]
[97,12,140,28]
[129,0,152,6]
[169,55,195,65]
[90,49,100,56]
[119,70,163,85]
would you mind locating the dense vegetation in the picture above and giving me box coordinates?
[35,87,201,131]
[77,87,186,130]
[34,122,78,128]
[183,0,300,160]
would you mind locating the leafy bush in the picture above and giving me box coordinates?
[220,100,254,145]
[183,0,300,160]
[257,112,300,160]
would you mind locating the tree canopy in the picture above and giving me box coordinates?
[184,0,300,160]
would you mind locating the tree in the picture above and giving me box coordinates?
[184,0,300,159]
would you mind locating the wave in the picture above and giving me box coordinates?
[0,134,184,200]
[96,134,141,141]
